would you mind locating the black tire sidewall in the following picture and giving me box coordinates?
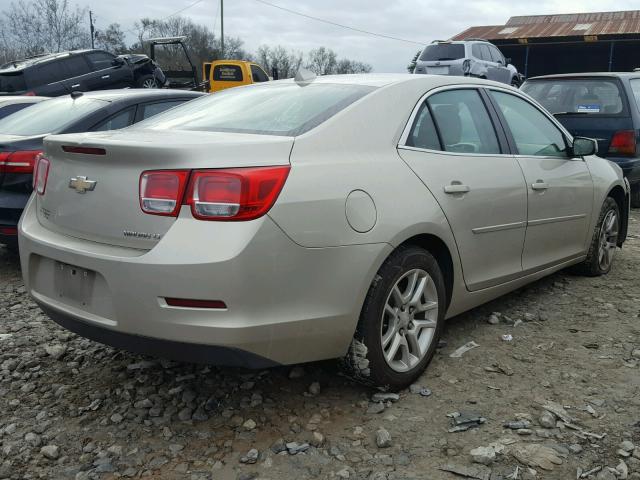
[357,247,446,390]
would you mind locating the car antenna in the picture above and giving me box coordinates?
[70,91,83,99]
[295,68,316,86]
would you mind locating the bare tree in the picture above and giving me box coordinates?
[407,49,421,73]
[256,45,303,79]
[95,23,126,53]
[336,58,372,74]
[2,0,88,58]
[306,46,338,75]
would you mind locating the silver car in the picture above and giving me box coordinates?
[414,40,522,87]
[19,74,629,390]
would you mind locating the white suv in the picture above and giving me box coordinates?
[414,39,522,87]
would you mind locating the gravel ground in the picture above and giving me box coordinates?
[1,210,639,480]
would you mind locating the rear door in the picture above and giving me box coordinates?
[487,88,594,270]
[83,51,133,90]
[60,55,93,92]
[398,87,528,291]
[33,61,72,96]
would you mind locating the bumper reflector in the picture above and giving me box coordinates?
[165,298,227,309]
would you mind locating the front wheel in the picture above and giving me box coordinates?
[342,246,446,390]
[572,197,620,276]
[137,75,159,88]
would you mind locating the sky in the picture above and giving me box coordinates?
[0,0,635,71]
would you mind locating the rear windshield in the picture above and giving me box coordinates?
[213,64,243,82]
[0,96,106,136]
[0,72,27,93]
[630,79,640,111]
[419,44,465,62]
[522,78,625,115]
[137,83,376,136]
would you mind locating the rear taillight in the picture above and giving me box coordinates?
[139,170,190,216]
[0,227,18,236]
[184,166,290,221]
[0,150,43,174]
[608,130,636,156]
[33,155,50,195]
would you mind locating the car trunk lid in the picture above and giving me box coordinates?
[38,129,294,249]
[554,115,635,157]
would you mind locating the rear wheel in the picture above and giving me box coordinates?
[572,197,620,276]
[342,246,446,390]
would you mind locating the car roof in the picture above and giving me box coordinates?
[275,73,506,89]
[0,96,49,105]
[65,89,205,103]
[0,50,98,73]
[527,72,640,81]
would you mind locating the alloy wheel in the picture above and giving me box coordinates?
[380,269,439,373]
[142,78,158,88]
[597,209,618,271]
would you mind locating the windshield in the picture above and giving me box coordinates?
[0,72,26,93]
[522,78,625,115]
[419,44,465,62]
[0,96,106,136]
[137,83,376,136]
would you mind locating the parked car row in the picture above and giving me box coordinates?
[3,72,629,389]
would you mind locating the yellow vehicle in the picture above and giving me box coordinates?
[202,60,270,93]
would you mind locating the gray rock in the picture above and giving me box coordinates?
[470,446,496,465]
[40,445,60,460]
[308,381,321,396]
[148,456,169,469]
[569,443,583,454]
[288,366,305,379]
[110,413,124,424]
[367,402,385,415]
[376,427,392,448]
[620,441,635,453]
[539,411,556,428]
[240,448,259,464]
[286,442,310,455]
[44,344,67,360]
[242,419,257,431]
[372,392,400,403]
[270,438,287,454]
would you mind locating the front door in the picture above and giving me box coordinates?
[398,88,528,291]
[488,89,594,271]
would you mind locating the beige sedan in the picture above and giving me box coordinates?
[19,74,629,389]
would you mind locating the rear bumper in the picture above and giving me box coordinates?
[0,191,28,246]
[19,196,390,366]
[605,156,640,184]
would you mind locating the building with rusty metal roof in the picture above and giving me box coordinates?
[452,10,640,78]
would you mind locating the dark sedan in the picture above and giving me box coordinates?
[522,73,640,207]
[0,89,204,248]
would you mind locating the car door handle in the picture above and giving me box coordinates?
[101,75,110,79]
[444,184,470,194]
[531,181,549,191]
[71,84,80,88]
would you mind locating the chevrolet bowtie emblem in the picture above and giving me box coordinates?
[69,176,97,194]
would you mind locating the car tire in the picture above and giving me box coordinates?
[630,184,640,209]
[137,75,159,88]
[571,197,620,276]
[510,78,520,88]
[342,246,446,391]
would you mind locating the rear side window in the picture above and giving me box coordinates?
[91,107,135,131]
[419,44,465,62]
[490,90,567,157]
[406,104,440,150]
[250,65,269,83]
[37,61,70,84]
[137,83,376,137]
[0,73,26,93]
[630,79,640,110]
[426,89,500,154]
[139,100,184,120]
[522,78,624,115]
[61,56,91,77]
[213,64,243,82]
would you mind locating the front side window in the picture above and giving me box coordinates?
[0,96,107,135]
[62,56,91,77]
[490,90,568,157]
[136,83,376,137]
[251,65,269,83]
[86,52,115,71]
[426,89,501,154]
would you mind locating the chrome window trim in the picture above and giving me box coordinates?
[397,84,509,157]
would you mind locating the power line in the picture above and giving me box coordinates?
[252,0,426,46]
[122,0,207,36]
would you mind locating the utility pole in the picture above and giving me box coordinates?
[220,0,224,59]
[89,10,95,49]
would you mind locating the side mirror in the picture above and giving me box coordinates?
[571,137,598,157]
